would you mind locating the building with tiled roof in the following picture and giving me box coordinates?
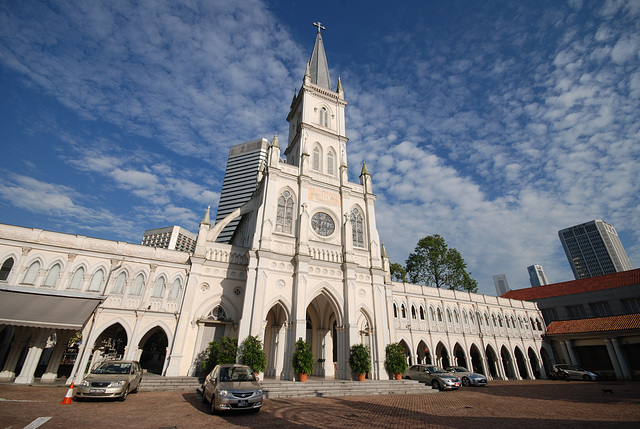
[501,269,640,380]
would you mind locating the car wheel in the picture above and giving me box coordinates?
[583,374,591,381]
[404,376,411,380]
[462,377,470,387]
[119,387,128,402]
[132,382,140,394]
[201,388,208,403]
[431,379,441,390]
[563,373,570,381]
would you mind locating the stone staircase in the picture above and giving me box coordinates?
[261,379,435,398]
[140,374,436,398]
[139,374,204,392]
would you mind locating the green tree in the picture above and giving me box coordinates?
[405,234,478,293]
[201,336,238,374]
[389,262,408,282]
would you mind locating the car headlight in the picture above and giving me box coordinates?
[80,380,90,387]
[217,389,230,398]
[256,389,263,396]
[108,380,126,387]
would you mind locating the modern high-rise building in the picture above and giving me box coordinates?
[527,264,549,287]
[214,138,269,243]
[558,219,633,280]
[493,274,510,296]
[141,226,197,253]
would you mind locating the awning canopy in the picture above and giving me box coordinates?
[0,288,103,331]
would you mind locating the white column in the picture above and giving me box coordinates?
[610,338,632,380]
[603,338,624,380]
[15,330,51,384]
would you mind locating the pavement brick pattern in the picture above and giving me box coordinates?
[1,380,639,428]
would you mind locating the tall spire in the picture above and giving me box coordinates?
[309,22,331,90]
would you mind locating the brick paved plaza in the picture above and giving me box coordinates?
[1,380,639,428]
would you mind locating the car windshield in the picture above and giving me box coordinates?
[450,367,467,372]
[92,363,131,375]
[427,366,446,373]
[219,367,256,382]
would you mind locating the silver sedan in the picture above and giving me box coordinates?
[446,366,488,387]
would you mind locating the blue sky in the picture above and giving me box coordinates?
[1,0,638,296]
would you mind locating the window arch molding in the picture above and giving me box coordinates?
[151,274,167,298]
[22,259,43,285]
[111,271,128,294]
[168,277,183,299]
[129,272,147,296]
[43,261,64,287]
[0,255,17,282]
[312,143,323,171]
[317,104,333,128]
[326,147,336,176]
[87,268,106,292]
[275,188,295,234]
[350,206,365,248]
[67,265,87,290]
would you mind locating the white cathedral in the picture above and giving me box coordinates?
[0,28,547,385]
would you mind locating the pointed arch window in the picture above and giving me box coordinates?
[1,257,15,281]
[469,311,475,325]
[530,318,536,330]
[393,303,398,318]
[411,305,417,319]
[463,310,468,324]
[429,306,435,321]
[419,306,425,320]
[168,278,182,299]
[319,107,328,127]
[151,276,165,297]
[437,307,443,322]
[506,316,511,328]
[68,267,84,290]
[312,146,322,171]
[327,149,335,176]
[208,305,227,322]
[401,304,406,318]
[112,272,127,294]
[446,309,452,323]
[88,269,104,292]
[43,263,62,287]
[454,309,459,324]
[23,261,41,285]
[276,190,294,234]
[350,207,365,248]
[130,273,145,296]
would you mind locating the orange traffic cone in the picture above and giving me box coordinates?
[60,383,74,404]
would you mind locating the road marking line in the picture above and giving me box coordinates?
[23,417,52,429]
[0,398,38,402]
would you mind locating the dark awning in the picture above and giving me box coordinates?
[0,287,103,330]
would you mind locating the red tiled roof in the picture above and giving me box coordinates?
[546,313,640,335]
[501,268,640,301]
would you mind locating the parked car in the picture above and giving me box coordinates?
[75,360,142,401]
[404,364,461,390]
[551,364,598,381]
[445,366,488,387]
[202,364,263,413]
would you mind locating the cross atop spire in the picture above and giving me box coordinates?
[308,22,331,89]
[313,21,325,33]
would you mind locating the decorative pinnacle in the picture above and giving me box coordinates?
[271,133,280,148]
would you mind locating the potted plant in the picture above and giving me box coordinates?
[239,335,267,377]
[291,339,314,382]
[385,342,408,380]
[349,344,371,381]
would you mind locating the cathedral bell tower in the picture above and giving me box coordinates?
[285,22,348,182]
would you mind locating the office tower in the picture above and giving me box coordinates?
[141,226,197,253]
[214,138,269,243]
[558,219,633,280]
[493,274,510,296]
[527,264,549,287]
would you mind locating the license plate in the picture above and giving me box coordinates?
[238,400,248,407]
[454,383,460,387]
[90,389,105,393]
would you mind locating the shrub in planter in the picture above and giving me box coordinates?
[201,336,237,374]
[291,339,314,381]
[384,343,408,379]
[348,344,371,380]
[239,335,267,375]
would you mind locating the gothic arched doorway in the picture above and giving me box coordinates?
[138,327,168,374]
[501,345,516,379]
[470,344,485,375]
[485,345,499,379]
[514,347,529,379]
[453,343,467,368]
[528,347,541,379]
[306,292,340,378]
[416,340,431,364]
[436,342,450,368]
[263,302,288,379]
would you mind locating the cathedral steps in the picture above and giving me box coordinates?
[140,374,436,397]
[260,379,436,398]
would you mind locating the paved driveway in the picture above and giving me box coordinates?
[1,379,639,428]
